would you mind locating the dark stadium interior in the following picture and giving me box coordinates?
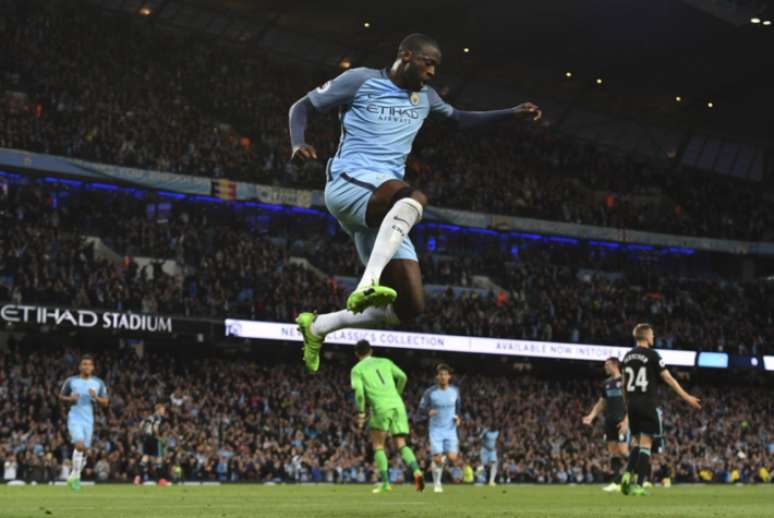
[1,0,773,500]
[82,0,774,136]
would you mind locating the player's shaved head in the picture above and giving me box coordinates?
[398,33,440,55]
[391,33,441,91]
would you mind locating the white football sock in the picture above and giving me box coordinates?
[357,198,423,290]
[490,462,498,483]
[72,450,84,477]
[311,305,399,337]
[431,460,443,487]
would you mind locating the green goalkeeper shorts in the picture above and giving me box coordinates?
[370,406,410,436]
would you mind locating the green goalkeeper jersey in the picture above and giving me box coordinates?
[350,356,407,414]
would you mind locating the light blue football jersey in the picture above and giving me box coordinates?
[482,429,499,450]
[307,67,454,181]
[419,384,461,432]
[60,376,108,423]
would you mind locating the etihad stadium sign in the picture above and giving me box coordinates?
[0,304,173,333]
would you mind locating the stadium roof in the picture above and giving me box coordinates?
[93,0,773,138]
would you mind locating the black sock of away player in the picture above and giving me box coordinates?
[611,456,623,483]
[626,447,639,475]
[637,447,651,485]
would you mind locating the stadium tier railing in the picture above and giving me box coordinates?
[2,147,774,256]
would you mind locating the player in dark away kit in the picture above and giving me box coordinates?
[582,357,629,492]
[620,324,701,496]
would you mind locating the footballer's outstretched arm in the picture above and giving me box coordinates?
[451,103,542,129]
[582,398,606,425]
[660,369,702,409]
[428,88,541,130]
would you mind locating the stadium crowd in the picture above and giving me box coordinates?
[2,3,774,241]
[1,2,259,179]
[2,177,773,355]
[1,346,771,485]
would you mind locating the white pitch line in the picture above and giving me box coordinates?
[27,502,428,510]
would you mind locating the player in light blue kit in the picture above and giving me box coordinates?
[479,421,500,486]
[58,355,109,492]
[290,33,541,372]
[418,363,461,493]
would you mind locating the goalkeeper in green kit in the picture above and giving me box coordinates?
[350,339,425,494]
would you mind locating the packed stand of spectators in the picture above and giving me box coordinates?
[0,178,344,321]
[1,346,772,485]
[1,2,259,179]
[410,126,774,241]
[2,176,773,354]
[305,229,774,355]
[417,260,773,356]
[2,2,773,241]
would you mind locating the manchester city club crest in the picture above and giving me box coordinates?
[410,92,420,105]
[316,80,332,93]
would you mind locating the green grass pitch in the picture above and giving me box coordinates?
[2,484,772,518]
